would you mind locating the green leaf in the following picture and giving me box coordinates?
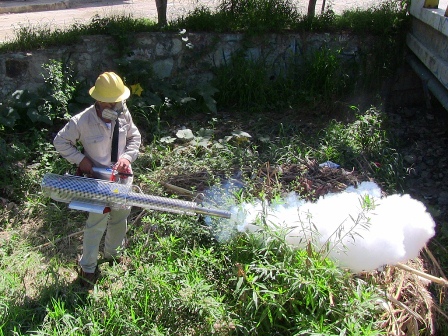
[236,276,244,291]
[193,137,210,148]
[232,130,251,138]
[196,128,214,139]
[253,291,258,310]
[160,136,176,144]
[12,90,39,109]
[198,84,219,96]
[12,89,25,100]
[0,106,20,128]
[27,108,52,124]
[203,95,217,114]
[180,97,196,104]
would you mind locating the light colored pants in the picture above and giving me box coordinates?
[79,208,130,273]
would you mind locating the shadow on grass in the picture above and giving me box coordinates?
[2,275,92,334]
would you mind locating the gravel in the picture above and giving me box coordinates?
[388,103,448,227]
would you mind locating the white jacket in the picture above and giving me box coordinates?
[53,102,141,169]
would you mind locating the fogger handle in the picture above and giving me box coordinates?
[91,166,133,182]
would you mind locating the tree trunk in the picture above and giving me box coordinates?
[155,0,168,26]
[307,0,318,18]
[321,0,326,14]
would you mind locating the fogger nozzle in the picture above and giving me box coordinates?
[41,173,231,219]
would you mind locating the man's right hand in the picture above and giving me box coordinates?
[78,157,94,176]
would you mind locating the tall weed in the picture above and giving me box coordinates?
[218,0,300,33]
[225,229,383,335]
[314,106,404,191]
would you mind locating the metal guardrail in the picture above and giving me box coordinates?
[407,0,448,110]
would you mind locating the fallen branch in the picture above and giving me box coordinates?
[396,262,448,286]
[385,293,425,323]
[35,230,83,249]
[148,178,203,202]
[424,246,447,279]
[431,300,448,320]
[132,209,147,226]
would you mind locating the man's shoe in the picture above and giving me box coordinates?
[102,255,131,266]
[106,256,122,266]
[79,268,100,288]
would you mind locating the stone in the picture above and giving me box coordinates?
[5,59,28,78]
[438,192,448,206]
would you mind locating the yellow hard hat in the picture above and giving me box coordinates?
[89,72,130,103]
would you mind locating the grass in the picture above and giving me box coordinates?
[0,101,444,335]
[0,14,159,53]
[0,209,385,335]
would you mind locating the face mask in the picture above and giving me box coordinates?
[102,108,120,120]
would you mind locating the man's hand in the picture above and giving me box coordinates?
[78,157,94,176]
[114,158,131,173]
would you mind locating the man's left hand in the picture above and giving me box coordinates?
[114,158,131,173]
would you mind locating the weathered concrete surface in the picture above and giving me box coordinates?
[0,31,373,99]
[407,0,448,109]
[0,0,395,101]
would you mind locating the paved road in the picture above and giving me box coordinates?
[0,0,386,43]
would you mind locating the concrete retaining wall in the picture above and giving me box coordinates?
[0,31,372,100]
[407,0,448,109]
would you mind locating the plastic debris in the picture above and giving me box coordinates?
[319,161,340,168]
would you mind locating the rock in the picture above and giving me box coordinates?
[390,103,448,224]
[438,192,448,206]
[404,154,416,164]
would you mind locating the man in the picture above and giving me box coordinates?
[54,71,142,287]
